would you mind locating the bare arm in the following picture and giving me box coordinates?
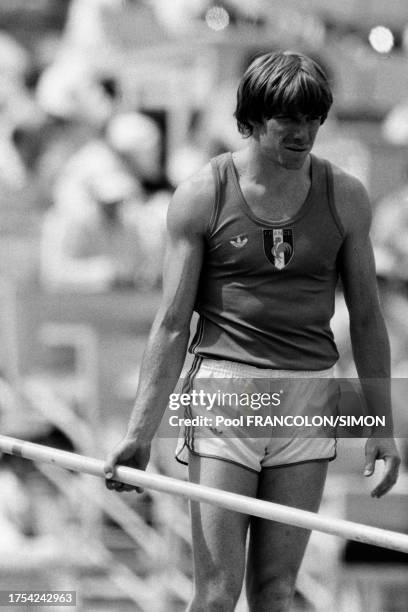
[125,180,209,441]
[104,165,214,489]
[335,169,401,497]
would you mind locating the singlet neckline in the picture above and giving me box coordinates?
[228,152,316,227]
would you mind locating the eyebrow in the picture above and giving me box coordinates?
[273,113,321,120]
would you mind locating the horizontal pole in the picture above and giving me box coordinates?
[1,434,408,554]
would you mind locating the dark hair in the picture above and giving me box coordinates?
[234,51,333,137]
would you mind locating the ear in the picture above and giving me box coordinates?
[251,120,266,139]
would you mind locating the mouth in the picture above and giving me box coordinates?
[285,146,309,152]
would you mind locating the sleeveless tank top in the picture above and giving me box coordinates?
[189,152,345,370]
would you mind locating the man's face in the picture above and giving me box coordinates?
[256,113,322,170]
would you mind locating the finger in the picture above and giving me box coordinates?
[105,476,143,493]
[114,483,144,493]
[105,477,123,490]
[120,484,140,493]
[103,457,116,480]
[113,482,126,492]
[116,482,144,493]
[371,456,400,498]
[363,454,376,477]
[116,481,144,493]
[115,483,131,492]
[364,443,378,477]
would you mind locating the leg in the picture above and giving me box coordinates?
[246,460,329,612]
[187,453,258,612]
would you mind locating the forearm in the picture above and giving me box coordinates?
[350,313,393,434]
[126,313,191,442]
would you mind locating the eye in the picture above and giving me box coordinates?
[275,115,295,123]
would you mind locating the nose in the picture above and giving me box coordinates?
[292,119,309,141]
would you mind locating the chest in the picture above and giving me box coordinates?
[238,176,311,222]
[207,215,343,278]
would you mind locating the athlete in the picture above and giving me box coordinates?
[104,52,400,611]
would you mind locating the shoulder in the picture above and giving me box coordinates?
[167,162,216,236]
[328,161,372,237]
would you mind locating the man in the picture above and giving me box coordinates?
[40,159,142,293]
[104,52,400,611]
[40,112,167,293]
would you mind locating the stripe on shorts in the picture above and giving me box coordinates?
[182,355,202,453]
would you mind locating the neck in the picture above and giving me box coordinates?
[240,141,311,188]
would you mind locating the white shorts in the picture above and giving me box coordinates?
[175,357,338,473]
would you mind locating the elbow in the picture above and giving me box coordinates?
[153,307,191,339]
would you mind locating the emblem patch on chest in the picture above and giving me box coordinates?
[229,234,248,248]
[263,229,294,269]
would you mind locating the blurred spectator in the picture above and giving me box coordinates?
[0,453,77,570]
[105,112,162,185]
[0,31,45,191]
[34,2,123,205]
[40,112,169,293]
[167,111,208,186]
[35,0,125,126]
[104,111,170,285]
[40,142,142,293]
[150,0,205,30]
[383,101,408,146]
[0,30,28,83]
[371,184,408,283]
[205,80,245,155]
[62,0,125,67]
[36,57,119,130]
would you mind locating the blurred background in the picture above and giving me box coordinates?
[0,1,408,610]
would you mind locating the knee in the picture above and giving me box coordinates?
[247,573,296,612]
[189,580,242,612]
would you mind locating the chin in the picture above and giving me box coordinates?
[280,152,309,170]
[281,158,306,170]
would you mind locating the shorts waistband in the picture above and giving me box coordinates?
[198,358,335,378]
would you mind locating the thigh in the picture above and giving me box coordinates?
[188,453,258,591]
[246,460,328,597]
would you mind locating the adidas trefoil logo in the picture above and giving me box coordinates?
[230,235,248,248]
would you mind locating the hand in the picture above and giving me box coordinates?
[363,436,401,498]
[104,437,151,493]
